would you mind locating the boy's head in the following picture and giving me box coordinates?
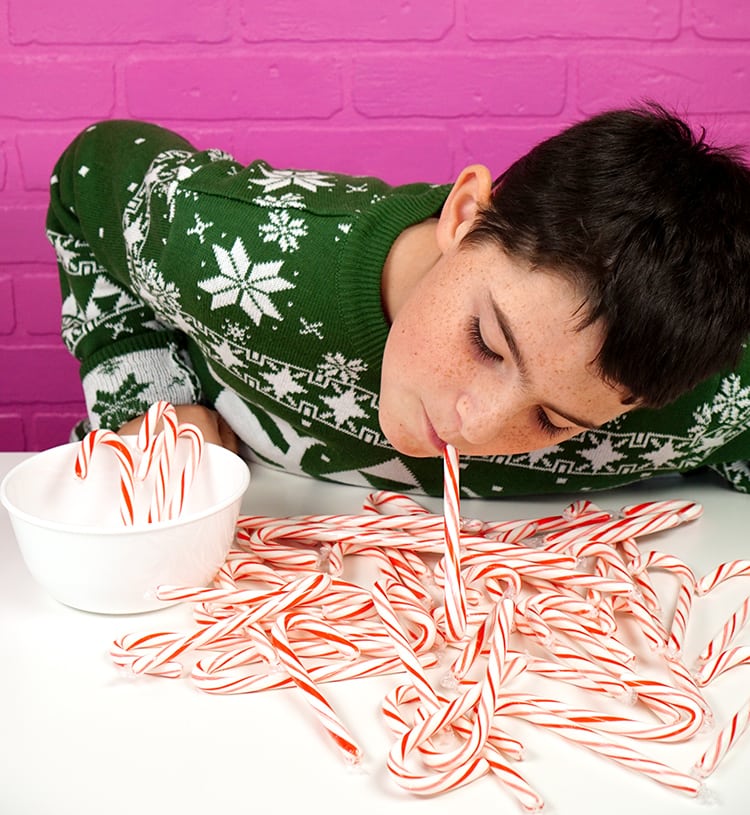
[463,102,750,408]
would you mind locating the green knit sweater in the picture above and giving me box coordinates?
[46,120,750,498]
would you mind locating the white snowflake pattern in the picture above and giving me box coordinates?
[48,231,80,271]
[138,262,182,315]
[317,352,367,384]
[223,319,250,344]
[578,437,626,472]
[199,237,295,325]
[248,165,335,193]
[186,212,214,244]
[214,339,246,371]
[258,209,308,253]
[320,387,370,430]
[261,363,309,402]
[687,374,750,453]
[524,443,562,467]
[711,374,750,424]
[642,439,682,469]
[254,192,306,209]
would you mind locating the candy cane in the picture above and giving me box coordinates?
[270,612,362,764]
[497,697,703,796]
[698,596,750,665]
[137,401,179,522]
[639,551,696,656]
[694,698,750,778]
[441,444,467,642]
[167,422,204,519]
[696,646,750,685]
[74,428,136,525]
[697,560,750,595]
[107,473,740,808]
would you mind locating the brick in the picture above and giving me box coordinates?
[0,276,15,335]
[232,125,454,184]
[17,130,80,191]
[353,54,566,117]
[0,414,25,451]
[692,0,750,40]
[9,0,231,43]
[0,58,114,120]
[31,411,86,451]
[1,345,82,403]
[0,202,55,262]
[125,56,343,120]
[15,273,62,336]
[467,0,680,40]
[578,51,750,115]
[241,0,453,41]
[459,122,571,179]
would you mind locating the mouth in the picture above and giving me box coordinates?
[423,408,447,454]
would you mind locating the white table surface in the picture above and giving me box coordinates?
[1,451,749,815]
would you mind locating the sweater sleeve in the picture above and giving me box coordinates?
[46,120,204,430]
[706,461,750,493]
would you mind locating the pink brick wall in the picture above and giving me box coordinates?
[2,0,749,451]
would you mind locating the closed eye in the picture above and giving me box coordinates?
[535,406,573,438]
[469,316,504,363]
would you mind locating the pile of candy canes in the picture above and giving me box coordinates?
[74,402,204,525]
[110,444,750,808]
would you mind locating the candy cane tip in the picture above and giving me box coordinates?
[692,781,715,804]
[341,746,364,767]
[343,752,368,772]
[439,671,460,691]
[613,687,637,706]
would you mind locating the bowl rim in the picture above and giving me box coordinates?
[0,440,251,536]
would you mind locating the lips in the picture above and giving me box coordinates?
[423,409,447,453]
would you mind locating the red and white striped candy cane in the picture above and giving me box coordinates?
[194,651,440,695]
[544,510,684,546]
[639,550,696,656]
[167,421,204,519]
[497,697,703,796]
[135,401,178,522]
[270,611,362,764]
[696,645,750,685]
[441,444,467,642]
[74,428,136,526]
[362,490,430,516]
[621,500,703,521]
[372,580,441,708]
[694,697,750,778]
[697,560,750,595]
[431,601,515,772]
[698,596,750,665]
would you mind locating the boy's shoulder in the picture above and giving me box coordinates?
[181,154,449,216]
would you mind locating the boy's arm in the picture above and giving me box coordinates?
[46,120,205,432]
[706,461,750,493]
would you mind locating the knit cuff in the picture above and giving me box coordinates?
[81,341,201,430]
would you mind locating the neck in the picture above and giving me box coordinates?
[381,218,441,323]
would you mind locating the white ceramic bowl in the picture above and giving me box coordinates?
[0,437,250,614]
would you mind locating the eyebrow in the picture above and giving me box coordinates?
[489,294,601,431]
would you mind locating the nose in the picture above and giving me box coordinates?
[456,387,517,447]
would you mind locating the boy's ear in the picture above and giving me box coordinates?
[436,164,493,252]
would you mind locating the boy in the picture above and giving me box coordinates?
[46,104,750,497]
